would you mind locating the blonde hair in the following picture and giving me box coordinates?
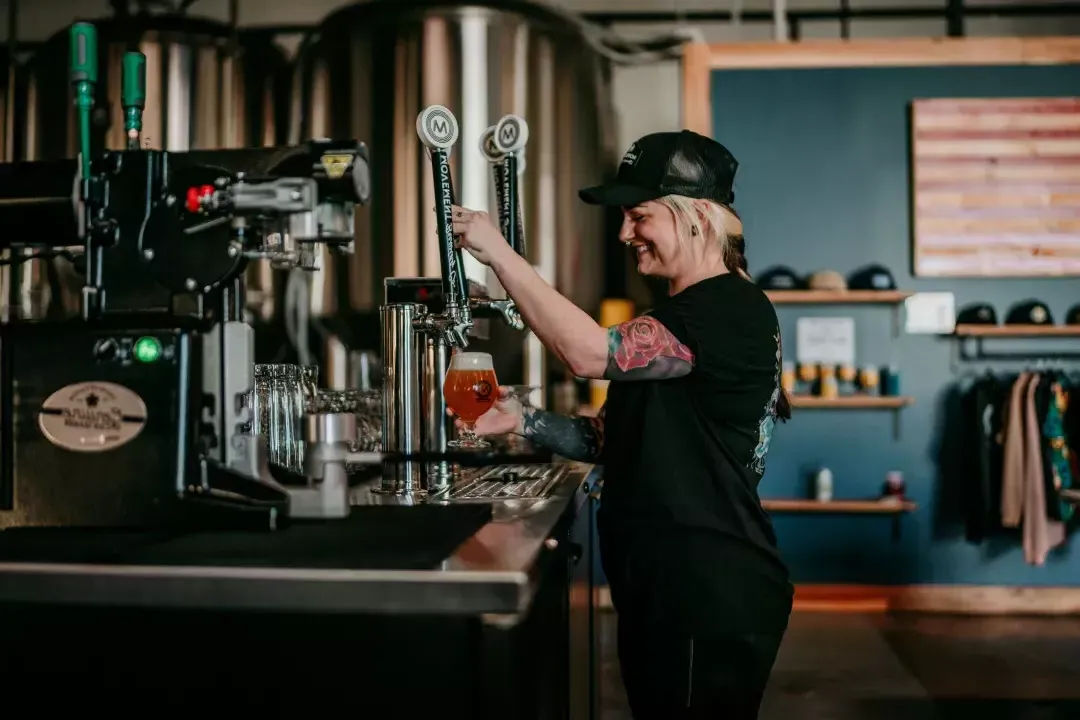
[656,195,750,280]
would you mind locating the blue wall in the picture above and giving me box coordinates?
[711,65,1080,585]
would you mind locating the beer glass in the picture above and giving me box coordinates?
[443,352,499,449]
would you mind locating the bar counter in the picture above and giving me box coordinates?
[0,465,594,615]
[0,464,601,719]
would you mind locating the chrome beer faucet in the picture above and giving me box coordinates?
[377,106,473,496]
[377,108,533,498]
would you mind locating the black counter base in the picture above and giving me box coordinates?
[1,591,565,718]
[0,498,581,720]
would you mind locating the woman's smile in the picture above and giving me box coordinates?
[631,241,655,266]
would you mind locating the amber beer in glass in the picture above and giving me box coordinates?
[443,352,499,448]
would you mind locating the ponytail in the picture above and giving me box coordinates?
[775,388,792,422]
[723,232,750,281]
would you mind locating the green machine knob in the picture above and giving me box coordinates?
[69,22,98,85]
[122,51,146,146]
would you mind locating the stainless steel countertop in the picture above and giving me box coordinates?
[0,464,598,618]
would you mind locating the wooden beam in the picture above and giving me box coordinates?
[681,42,714,136]
[681,37,1080,138]
[701,37,1080,70]
[596,584,1080,615]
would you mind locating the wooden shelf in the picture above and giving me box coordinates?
[791,395,913,409]
[763,499,917,514]
[954,324,1080,338]
[766,290,913,305]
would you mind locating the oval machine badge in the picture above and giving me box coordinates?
[38,381,148,453]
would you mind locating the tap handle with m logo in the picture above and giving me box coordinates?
[416,105,468,314]
[483,115,530,258]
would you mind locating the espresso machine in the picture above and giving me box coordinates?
[0,23,373,531]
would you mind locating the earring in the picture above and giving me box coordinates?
[691,226,699,236]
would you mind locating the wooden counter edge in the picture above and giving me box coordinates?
[590,583,1080,616]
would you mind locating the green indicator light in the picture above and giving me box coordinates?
[133,336,162,363]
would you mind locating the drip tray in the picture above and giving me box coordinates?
[441,464,568,502]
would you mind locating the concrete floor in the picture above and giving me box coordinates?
[599,611,1080,719]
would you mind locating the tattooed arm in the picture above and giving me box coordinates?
[487,246,695,380]
[519,405,606,463]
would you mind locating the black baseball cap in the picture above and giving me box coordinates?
[956,302,997,325]
[757,266,804,290]
[848,264,897,291]
[1006,299,1053,325]
[579,130,738,207]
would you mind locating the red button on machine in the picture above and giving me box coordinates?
[184,185,215,213]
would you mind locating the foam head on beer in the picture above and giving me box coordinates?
[443,352,499,424]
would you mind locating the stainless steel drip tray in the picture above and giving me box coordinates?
[438,464,569,503]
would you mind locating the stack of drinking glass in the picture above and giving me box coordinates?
[247,364,383,475]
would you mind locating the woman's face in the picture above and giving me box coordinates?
[619,201,683,279]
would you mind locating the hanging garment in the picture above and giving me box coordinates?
[1042,375,1075,523]
[1032,373,1061,522]
[1023,373,1066,566]
[1001,372,1033,528]
[965,374,1008,540]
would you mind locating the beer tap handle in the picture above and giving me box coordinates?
[480,125,511,246]
[416,105,470,324]
[493,114,530,258]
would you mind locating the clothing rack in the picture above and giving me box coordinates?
[952,325,1080,365]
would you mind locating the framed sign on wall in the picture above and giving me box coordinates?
[911,97,1080,277]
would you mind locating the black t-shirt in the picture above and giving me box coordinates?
[599,273,792,631]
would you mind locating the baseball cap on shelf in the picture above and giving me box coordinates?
[956,303,998,325]
[807,270,847,292]
[1066,303,1080,325]
[1005,299,1054,325]
[757,266,804,290]
[847,264,897,291]
[579,130,738,208]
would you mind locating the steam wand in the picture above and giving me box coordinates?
[416,105,473,347]
[70,22,102,319]
[122,51,146,149]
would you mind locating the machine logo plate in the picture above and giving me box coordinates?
[38,381,148,453]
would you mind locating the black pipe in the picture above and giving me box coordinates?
[839,0,851,39]
[946,0,966,37]
[6,0,17,161]
[234,3,1078,44]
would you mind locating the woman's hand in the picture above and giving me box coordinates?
[450,204,511,267]
[449,386,525,436]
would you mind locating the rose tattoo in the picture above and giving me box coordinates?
[605,315,695,380]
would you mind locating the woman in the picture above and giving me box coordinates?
[450,129,793,719]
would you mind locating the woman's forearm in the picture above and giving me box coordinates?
[519,406,605,463]
[490,246,608,378]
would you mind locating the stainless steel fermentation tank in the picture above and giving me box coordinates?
[290,0,616,394]
[3,14,290,321]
